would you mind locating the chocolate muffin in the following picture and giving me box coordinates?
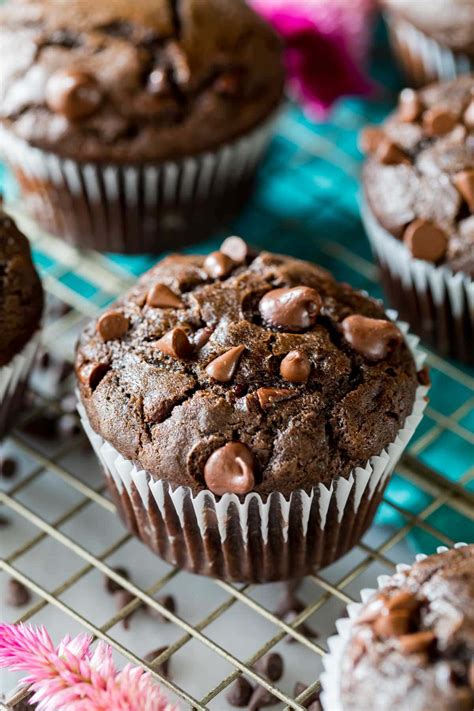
[322,544,474,711]
[361,76,474,363]
[0,0,284,253]
[381,0,474,86]
[76,238,427,582]
[0,207,43,438]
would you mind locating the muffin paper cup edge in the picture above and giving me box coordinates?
[0,333,40,438]
[320,542,469,711]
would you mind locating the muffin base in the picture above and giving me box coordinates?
[77,328,427,583]
[362,202,474,364]
[0,336,39,440]
[384,13,473,86]
[0,113,277,254]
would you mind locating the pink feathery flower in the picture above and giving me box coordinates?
[0,623,176,711]
[251,0,376,117]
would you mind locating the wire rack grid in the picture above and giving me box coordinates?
[1,99,474,711]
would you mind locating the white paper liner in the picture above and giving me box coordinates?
[0,110,278,254]
[320,542,469,711]
[77,320,428,582]
[385,14,473,84]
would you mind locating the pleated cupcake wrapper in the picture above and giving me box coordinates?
[385,14,473,85]
[362,201,474,363]
[0,333,40,438]
[320,542,469,711]
[0,111,277,253]
[77,321,428,582]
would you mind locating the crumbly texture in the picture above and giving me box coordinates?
[76,248,419,497]
[0,0,284,162]
[0,209,43,367]
[381,0,474,55]
[363,76,474,277]
[340,545,474,711]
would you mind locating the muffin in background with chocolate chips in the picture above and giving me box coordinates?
[0,206,43,438]
[361,76,474,364]
[76,238,428,583]
[0,0,284,254]
[322,544,474,711]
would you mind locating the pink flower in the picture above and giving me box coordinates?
[0,623,176,711]
[251,0,376,117]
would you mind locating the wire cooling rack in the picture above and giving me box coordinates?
[1,96,474,709]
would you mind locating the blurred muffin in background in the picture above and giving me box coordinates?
[381,0,474,85]
[0,0,284,254]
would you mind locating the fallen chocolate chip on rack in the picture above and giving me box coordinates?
[259,286,321,331]
[146,593,176,621]
[248,686,279,711]
[220,235,252,263]
[144,646,171,679]
[46,68,102,120]
[256,387,295,410]
[294,682,322,710]
[204,251,235,279]
[6,578,31,607]
[155,327,193,359]
[280,351,311,383]
[146,283,183,309]
[398,88,423,123]
[97,311,129,342]
[204,442,255,496]
[454,170,474,212]
[254,653,283,681]
[403,218,448,262]
[284,610,319,644]
[0,456,17,479]
[341,314,403,362]
[115,589,137,630]
[205,345,245,382]
[0,514,9,527]
[104,566,130,594]
[226,677,254,707]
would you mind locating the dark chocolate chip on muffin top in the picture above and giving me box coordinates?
[76,240,421,498]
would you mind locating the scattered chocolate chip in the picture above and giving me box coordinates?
[341,314,403,362]
[115,589,136,630]
[423,106,458,136]
[0,457,17,479]
[46,68,102,120]
[104,566,130,594]
[220,235,251,263]
[57,413,81,438]
[454,169,474,212]
[259,287,321,331]
[280,350,311,383]
[248,686,279,710]
[78,362,109,391]
[398,630,436,654]
[275,580,305,619]
[307,701,322,711]
[359,126,384,154]
[403,218,448,262]
[294,682,321,710]
[375,138,410,165]
[146,283,183,309]
[373,609,411,637]
[97,311,129,342]
[193,326,214,350]
[226,677,254,707]
[256,387,295,410]
[38,350,51,369]
[6,578,31,607]
[284,611,319,644]
[463,100,474,129]
[0,514,9,527]
[205,345,245,382]
[155,327,193,359]
[204,251,235,279]
[398,88,423,122]
[204,442,255,496]
[417,366,431,387]
[254,653,283,682]
[147,593,176,621]
[145,646,171,679]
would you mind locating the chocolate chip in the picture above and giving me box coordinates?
[280,350,311,383]
[78,362,109,391]
[0,457,17,479]
[146,283,183,309]
[256,387,295,410]
[359,126,384,154]
[454,169,474,212]
[145,646,171,679]
[104,566,130,594]
[375,138,410,165]
[294,683,321,710]
[115,589,136,630]
[248,686,279,710]
[38,350,51,369]
[284,611,318,644]
[204,251,235,280]
[205,345,245,382]
[398,630,436,654]
[155,327,193,359]
[423,106,458,136]
[147,593,176,621]
[398,88,423,122]
[463,100,474,129]
[341,314,403,362]
[46,68,102,120]
[254,653,283,682]
[97,311,129,341]
[6,578,31,607]
[373,609,411,637]
[204,442,255,496]
[220,235,251,263]
[403,218,448,262]
[417,366,431,387]
[259,287,321,331]
[0,514,9,527]
[226,677,254,707]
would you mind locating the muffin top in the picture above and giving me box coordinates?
[0,0,284,162]
[0,208,43,367]
[362,76,474,277]
[76,238,422,498]
[340,544,474,711]
[381,0,474,55]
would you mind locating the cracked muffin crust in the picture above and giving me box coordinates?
[0,0,284,162]
[339,545,474,710]
[76,239,421,498]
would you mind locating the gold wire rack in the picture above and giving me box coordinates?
[1,109,474,710]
